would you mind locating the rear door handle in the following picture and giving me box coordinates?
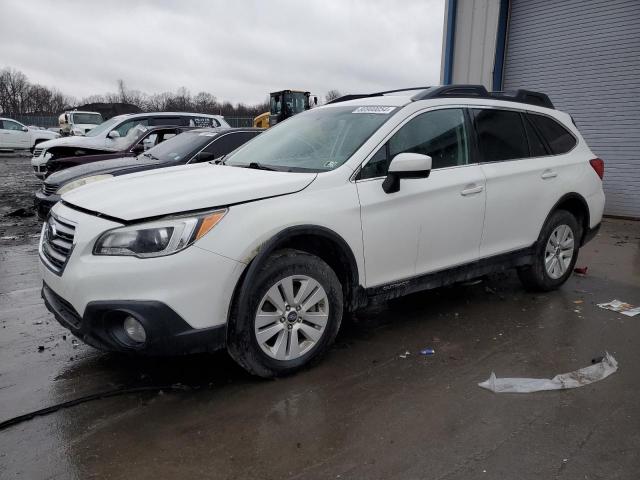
[541,169,558,179]
[461,184,484,196]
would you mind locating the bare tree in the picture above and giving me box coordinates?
[325,89,342,103]
[0,66,273,118]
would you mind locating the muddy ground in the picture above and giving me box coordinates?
[0,154,639,479]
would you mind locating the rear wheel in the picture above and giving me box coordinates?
[518,210,581,291]
[227,249,343,377]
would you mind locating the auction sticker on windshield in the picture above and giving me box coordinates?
[352,106,396,114]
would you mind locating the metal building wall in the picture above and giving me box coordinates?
[503,0,640,218]
[441,0,502,88]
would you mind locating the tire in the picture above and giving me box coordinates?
[227,248,343,378]
[517,209,581,291]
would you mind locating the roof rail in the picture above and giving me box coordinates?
[326,86,433,105]
[411,84,489,101]
[490,90,554,109]
[326,84,554,109]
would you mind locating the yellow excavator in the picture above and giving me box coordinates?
[253,90,318,128]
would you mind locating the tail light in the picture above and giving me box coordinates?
[589,158,604,179]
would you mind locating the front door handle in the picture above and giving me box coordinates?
[541,169,558,179]
[461,184,484,196]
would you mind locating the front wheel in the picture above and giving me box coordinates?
[227,249,343,377]
[518,210,581,291]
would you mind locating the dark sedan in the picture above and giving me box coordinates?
[42,125,194,178]
[35,127,262,219]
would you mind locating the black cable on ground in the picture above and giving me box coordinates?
[0,384,191,432]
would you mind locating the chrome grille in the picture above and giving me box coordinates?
[40,214,76,274]
[42,183,58,195]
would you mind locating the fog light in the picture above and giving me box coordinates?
[123,316,146,343]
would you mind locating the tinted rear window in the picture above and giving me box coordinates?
[528,114,576,154]
[473,109,529,162]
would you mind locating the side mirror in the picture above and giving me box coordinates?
[22,126,29,132]
[195,151,216,163]
[107,130,120,139]
[131,143,145,154]
[382,153,432,194]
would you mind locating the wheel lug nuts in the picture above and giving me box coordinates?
[287,325,292,330]
[280,317,285,322]
[296,306,301,311]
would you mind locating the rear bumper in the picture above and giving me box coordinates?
[42,283,226,355]
[582,222,601,246]
[34,191,59,220]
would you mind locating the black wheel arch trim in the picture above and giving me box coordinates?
[543,192,591,245]
[229,225,365,336]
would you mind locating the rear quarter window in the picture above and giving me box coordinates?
[473,109,529,162]
[528,114,576,154]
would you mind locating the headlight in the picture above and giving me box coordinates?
[93,210,227,258]
[57,174,113,195]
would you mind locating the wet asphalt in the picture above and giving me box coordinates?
[1,154,639,479]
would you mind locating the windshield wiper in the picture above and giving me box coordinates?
[246,162,277,171]
[142,152,159,161]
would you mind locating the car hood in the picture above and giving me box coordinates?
[62,163,317,221]
[46,156,159,186]
[36,135,109,151]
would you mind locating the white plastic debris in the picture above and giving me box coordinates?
[478,352,618,393]
[597,300,640,317]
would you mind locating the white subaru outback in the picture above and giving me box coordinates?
[39,85,605,377]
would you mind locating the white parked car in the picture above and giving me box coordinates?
[0,117,60,152]
[39,85,605,377]
[31,112,229,178]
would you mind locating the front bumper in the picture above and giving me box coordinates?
[39,203,246,345]
[34,190,59,220]
[42,283,226,355]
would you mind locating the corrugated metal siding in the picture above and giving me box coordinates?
[503,0,640,217]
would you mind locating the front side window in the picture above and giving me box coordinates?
[2,120,23,131]
[359,108,469,180]
[528,113,576,154]
[224,106,394,172]
[473,109,529,162]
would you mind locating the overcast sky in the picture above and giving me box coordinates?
[0,0,444,105]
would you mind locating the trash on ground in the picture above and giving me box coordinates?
[597,300,640,317]
[37,346,44,352]
[573,300,584,304]
[573,266,588,275]
[420,348,435,356]
[399,351,410,359]
[478,352,618,393]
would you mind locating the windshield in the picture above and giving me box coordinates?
[85,116,126,137]
[72,113,103,125]
[225,106,395,172]
[141,131,215,163]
